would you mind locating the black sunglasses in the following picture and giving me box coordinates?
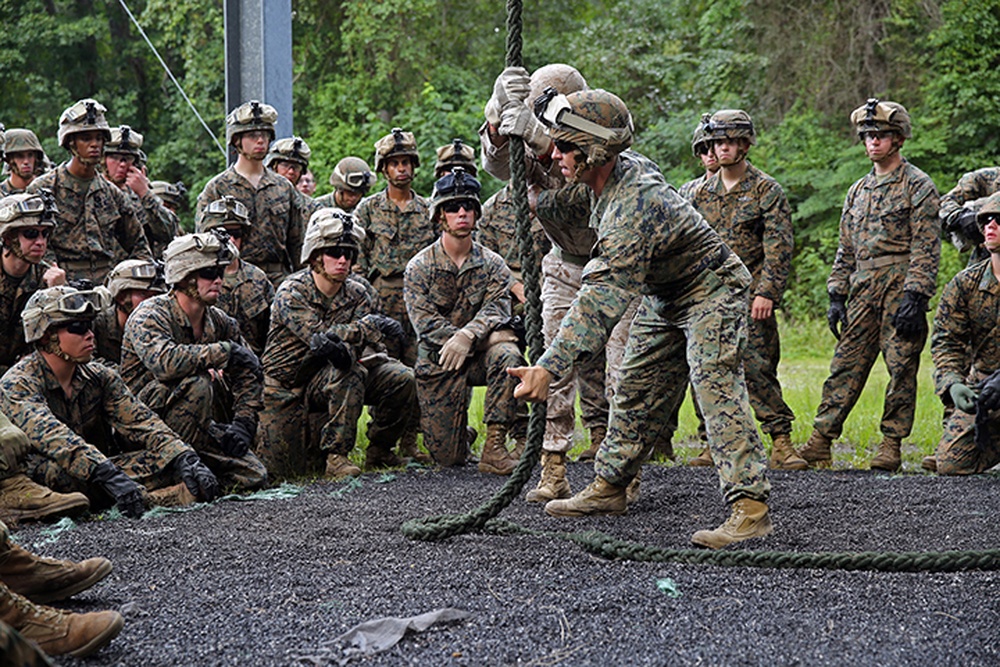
[223,226,244,239]
[323,246,358,260]
[63,320,93,335]
[695,144,711,156]
[441,201,475,214]
[196,266,226,280]
[553,139,580,154]
[21,228,51,240]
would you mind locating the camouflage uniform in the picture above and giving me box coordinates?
[0,351,191,497]
[91,304,123,369]
[930,259,1000,473]
[119,294,267,490]
[0,182,24,197]
[195,167,312,286]
[814,158,940,441]
[127,189,180,260]
[691,163,795,436]
[217,261,274,356]
[404,239,524,465]
[260,269,415,477]
[537,150,770,504]
[27,168,151,283]
[939,167,1000,265]
[476,183,550,289]
[0,264,46,375]
[678,174,708,202]
[353,189,434,366]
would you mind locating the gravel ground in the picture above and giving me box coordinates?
[14,461,1000,667]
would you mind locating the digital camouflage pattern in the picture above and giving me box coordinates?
[938,166,1000,227]
[814,159,940,441]
[120,294,266,490]
[217,260,274,356]
[91,304,123,369]
[127,188,181,259]
[0,263,46,375]
[195,167,314,286]
[930,259,1000,474]
[28,166,152,283]
[0,180,25,197]
[678,174,708,202]
[0,352,190,495]
[260,269,415,477]
[535,150,769,504]
[691,163,795,435]
[476,183,551,284]
[404,239,523,465]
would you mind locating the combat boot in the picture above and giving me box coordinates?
[0,541,112,605]
[690,498,773,549]
[688,446,713,467]
[325,454,361,480]
[653,439,675,462]
[397,430,433,465]
[478,425,516,476]
[576,425,606,462]
[525,452,570,503]
[509,434,526,462]
[0,475,89,523]
[544,476,627,517]
[798,430,833,468]
[0,587,124,657]
[870,436,902,472]
[921,455,937,473]
[147,483,196,508]
[769,434,808,471]
[625,468,642,505]
[365,443,407,470]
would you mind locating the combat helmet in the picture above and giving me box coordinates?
[197,196,250,232]
[528,64,588,106]
[329,157,375,194]
[150,181,187,210]
[4,129,46,174]
[429,167,482,221]
[434,139,477,178]
[704,109,756,146]
[976,192,1000,230]
[105,125,145,164]
[850,98,912,139]
[22,285,111,343]
[57,99,112,150]
[691,113,713,157]
[106,259,166,300]
[301,207,366,265]
[534,88,633,173]
[162,232,238,285]
[0,122,5,158]
[373,128,420,172]
[264,136,311,170]
[225,100,278,147]
[0,190,58,238]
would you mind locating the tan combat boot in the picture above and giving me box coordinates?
[769,434,808,471]
[688,446,713,467]
[147,483,197,508]
[870,436,902,472]
[525,452,571,503]
[479,425,516,476]
[576,425,606,462]
[921,455,937,473]
[544,476,627,517]
[325,454,361,480]
[508,434,526,462]
[0,475,89,523]
[798,430,833,468]
[0,540,112,605]
[690,498,774,549]
[625,467,642,505]
[365,443,407,470]
[397,430,433,465]
[0,587,124,657]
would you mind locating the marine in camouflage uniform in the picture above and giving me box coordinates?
[0,285,219,516]
[28,100,151,284]
[938,166,1000,267]
[677,113,719,202]
[260,208,416,479]
[690,109,801,469]
[404,170,525,473]
[509,89,771,549]
[313,156,375,213]
[2,128,48,196]
[92,258,166,368]
[197,196,274,355]
[925,193,1000,474]
[800,99,940,472]
[196,101,312,286]
[120,233,268,491]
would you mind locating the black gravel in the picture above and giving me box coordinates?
[14,462,1000,666]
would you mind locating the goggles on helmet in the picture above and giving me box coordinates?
[434,169,481,199]
[534,88,621,141]
[62,100,108,125]
[335,165,374,191]
[0,196,46,222]
[205,196,249,220]
[52,288,112,317]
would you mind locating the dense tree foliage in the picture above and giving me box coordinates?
[0,0,996,317]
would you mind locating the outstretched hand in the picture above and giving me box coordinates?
[507,366,553,402]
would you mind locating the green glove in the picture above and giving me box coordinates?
[949,383,978,414]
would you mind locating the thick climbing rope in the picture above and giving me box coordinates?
[400,0,1000,574]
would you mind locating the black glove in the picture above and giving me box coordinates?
[362,314,405,347]
[892,290,929,340]
[220,415,256,458]
[227,343,263,383]
[310,332,353,371]
[826,293,848,340]
[977,369,1000,414]
[90,460,145,518]
[171,450,219,502]
[953,208,985,246]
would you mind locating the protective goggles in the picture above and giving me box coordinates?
[53,288,112,316]
[433,170,481,200]
[116,262,160,281]
[0,196,49,223]
[334,164,374,191]
[205,196,249,222]
[533,88,621,141]
[704,119,754,136]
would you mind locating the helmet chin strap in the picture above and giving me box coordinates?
[70,144,102,167]
[177,276,215,305]
[41,332,92,364]
[310,256,345,284]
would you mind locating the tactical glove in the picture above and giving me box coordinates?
[91,460,145,518]
[220,416,256,458]
[310,332,353,371]
[360,314,405,348]
[977,369,1000,414]
[498,103,552,157]
[952,208,985,247]
[892,290,929,341]
[171,450,219,502]
[227,343,263,383]
[439,329,474,372]
[949,383,978,414]
[492,67,531,107]
[826,293,848,340]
